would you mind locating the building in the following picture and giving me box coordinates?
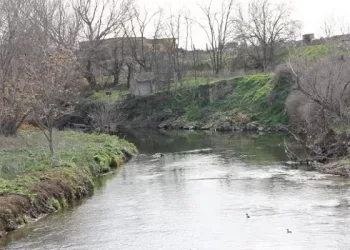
[79,37,177,94]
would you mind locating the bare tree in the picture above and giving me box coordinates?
[27,0,82,49]
[321,15,350,38]
[191,44,199,80]
[91,30,127,87]
[0,0,38,135]
[164,11,183,84]
[288,55,350,121]
[149,8,165,75]
[285,54,350,156]
[235,0,300,72]
[338,17,350,36]
[321,16,336,38]
[123,6,179,90]
[276,56,350,163]
[87,101,125,133]
[29,49,81,158]
[199,0,235,75]
[123,5,161,72]
[185,15,200,80]
[74,0,130,90]
[109,34,126,87]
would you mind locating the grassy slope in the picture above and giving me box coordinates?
[202,74,286,125]
[0,131,137,236]
[118,73,292,129]
[280,43,342,61]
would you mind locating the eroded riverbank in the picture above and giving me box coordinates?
[0,131,137,238]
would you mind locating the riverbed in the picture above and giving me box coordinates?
[3,130,350,249]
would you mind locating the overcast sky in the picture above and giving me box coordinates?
[136,0,350,49]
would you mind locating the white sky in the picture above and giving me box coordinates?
[136,0,350,49]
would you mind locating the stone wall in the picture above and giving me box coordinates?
[130,72,156,96]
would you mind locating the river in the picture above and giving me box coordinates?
[3,130,350,250]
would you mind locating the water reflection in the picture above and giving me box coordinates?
[3,130,350,250]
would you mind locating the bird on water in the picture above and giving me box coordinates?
[246,213,250,218]
[287,229,292,234]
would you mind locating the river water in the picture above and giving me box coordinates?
[3,130,350,250]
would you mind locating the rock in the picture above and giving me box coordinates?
[276,125,286,132]
[157,120,171,130]
[199,126,210,130]
[157,124,166,129]
[217,121,232,131]
[183,124,198,130]
[245,123,258,131]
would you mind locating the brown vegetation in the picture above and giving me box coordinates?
[285,55,350,163]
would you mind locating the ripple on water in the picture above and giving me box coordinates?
[5,133,350,250]
[232,166,289,180]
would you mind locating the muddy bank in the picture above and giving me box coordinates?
[0,135,137,237]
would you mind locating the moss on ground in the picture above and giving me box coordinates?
[0,131,137,236]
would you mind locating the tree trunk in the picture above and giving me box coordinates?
[126,64,132,89]
[48,127,54,166]
[192,48,197,80]
[49,127,54,156]
[113,70,120,87]
[215,53,220,75]
[84,60,98,90]
[262,45,268,72]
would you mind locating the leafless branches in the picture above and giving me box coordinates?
[286,55,350,143]
[29,49,81,157]
[122,5,163,72]
[199,0,235,75]
[235,0,300,72]
[321,15,350,38]
[74,0,131,89]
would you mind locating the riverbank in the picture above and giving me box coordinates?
[71,73,293,133]
[121,74,291,131]
[0,131,137,237]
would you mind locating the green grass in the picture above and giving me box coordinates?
[0,131,137,197]
[287,43,340,60]
[180,76,228,87]
[202,74,288,125]
[120,73,291,128]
